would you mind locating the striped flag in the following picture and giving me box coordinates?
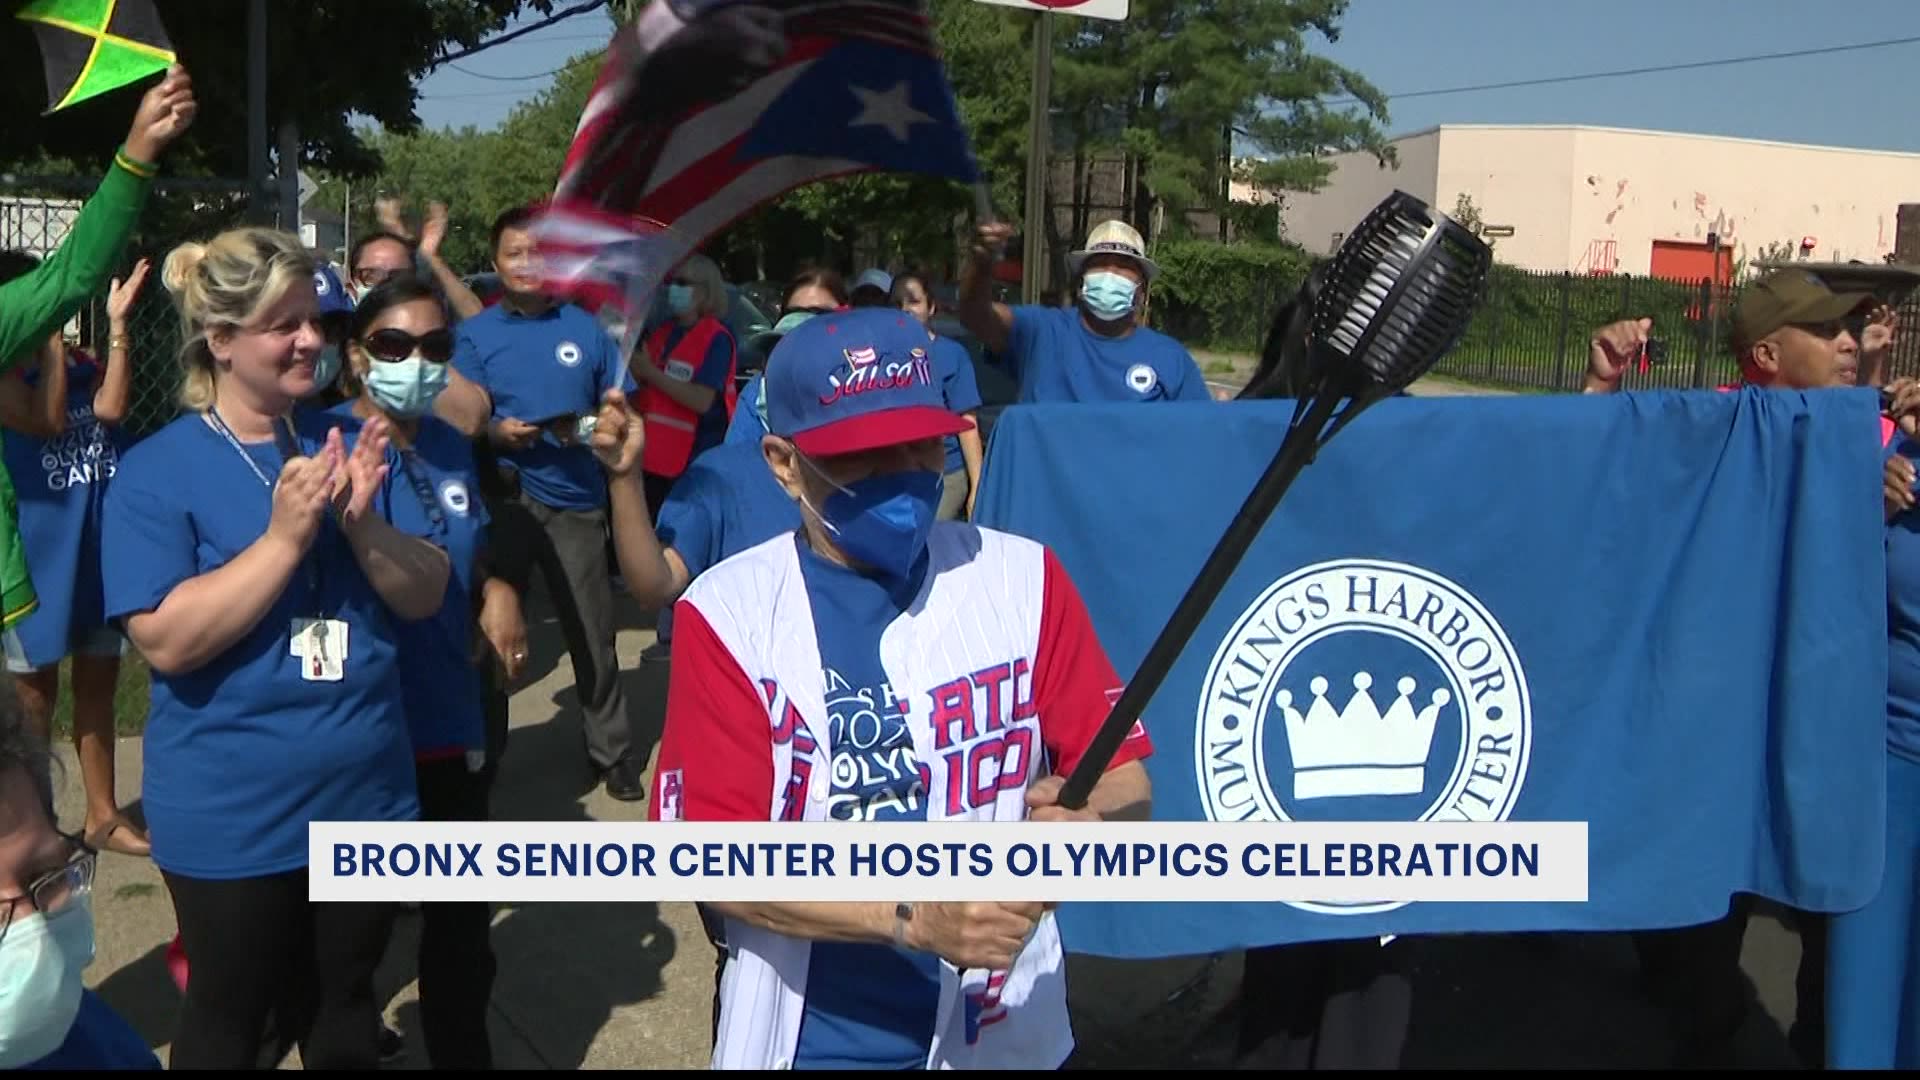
[529,0,984,336]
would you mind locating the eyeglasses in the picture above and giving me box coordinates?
[353,267,404,289]
[0,833,95,947]
[361,327,455,364]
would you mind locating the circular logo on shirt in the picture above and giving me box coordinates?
[1126,363,1159,395]
[439,479,472,517]
[313,271,331,297]
[1195,558,1533,916]
[555,341,584,368]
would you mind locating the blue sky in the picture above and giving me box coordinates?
[412,0,1920,154]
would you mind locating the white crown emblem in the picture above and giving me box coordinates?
[1278,672,1448,800]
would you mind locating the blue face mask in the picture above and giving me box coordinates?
[801,458,943,580]
[0,895,94,1068]
[366,357,450,418]
[668,284,695,317]
[308,345,342,396]
[1080,271,1139,322]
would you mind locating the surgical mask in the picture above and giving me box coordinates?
[1080,271,1139,322]
[668,284,695,317]
[799,458,942,580]
[366,357,450,418]
[309,344,342,395]
[773,311,820,334]
[0,895,95,1068]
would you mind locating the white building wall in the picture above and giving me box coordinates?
[1271,130,1440,254]
[1273,125,1920,278]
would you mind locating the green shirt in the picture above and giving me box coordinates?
[0,152,152,629]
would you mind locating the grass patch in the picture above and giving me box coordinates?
[46,651,152,738]
[1205,357,1237,375]
[113,882,157,901]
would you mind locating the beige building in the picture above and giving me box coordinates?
[1261,124,1920,281]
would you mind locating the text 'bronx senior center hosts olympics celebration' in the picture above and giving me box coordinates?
[307,821,1590,905]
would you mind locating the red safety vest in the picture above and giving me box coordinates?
[640,316,736,478]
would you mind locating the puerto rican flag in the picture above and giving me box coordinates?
[531,0,983,328]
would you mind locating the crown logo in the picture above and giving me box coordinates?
[1277,673,1449,800]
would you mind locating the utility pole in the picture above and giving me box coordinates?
[278,121,300,233]
[1020,12,1053,305]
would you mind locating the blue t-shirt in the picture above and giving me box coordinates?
[100,410,418,879]
[0,354,133,667]
[19,990,159,1070]
[329,404,490,757]
[452,301,637,511]
[644,318,737,464]
[1886,434,1920,761]
[931,336,981,476]
[1004,304,1210,404]
[725,374,767,447]
[653,439,800,643]
[791,539,941,1069]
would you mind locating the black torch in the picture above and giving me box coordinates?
[1055,190,1493,810]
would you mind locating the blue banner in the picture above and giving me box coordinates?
[972,386,1890,961]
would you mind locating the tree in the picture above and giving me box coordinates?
[0,0,558,179]
[1049,0,1390,240]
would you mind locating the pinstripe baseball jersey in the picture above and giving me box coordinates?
[650,520,1154,1070]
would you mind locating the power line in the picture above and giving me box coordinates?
[448,58,593,82]
[1324,33,1920,107]
[429,0,611,70]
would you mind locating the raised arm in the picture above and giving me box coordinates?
[957,222,1016,357]
[92,259,149,426]
[0,68,194,370]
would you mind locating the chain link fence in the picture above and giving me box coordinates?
[0,180,257,731]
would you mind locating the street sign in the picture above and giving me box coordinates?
[297,169,316,208]
[972,0,1128,20]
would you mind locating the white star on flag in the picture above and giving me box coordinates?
[848,80,933,142]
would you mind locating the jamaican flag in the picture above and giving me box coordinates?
[15,0,173,113]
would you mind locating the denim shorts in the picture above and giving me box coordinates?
[3,623,125,675]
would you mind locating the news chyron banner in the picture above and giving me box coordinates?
[968,387,1889,959]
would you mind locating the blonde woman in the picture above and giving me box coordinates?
[99,228,449,1069]
[633,252,739,514]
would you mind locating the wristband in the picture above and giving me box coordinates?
[113,146,157,179]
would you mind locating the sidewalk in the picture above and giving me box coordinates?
[61,590,1235,1070]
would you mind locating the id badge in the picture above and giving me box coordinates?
[290,618,349,682]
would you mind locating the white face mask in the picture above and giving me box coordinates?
[0,894,95,1067]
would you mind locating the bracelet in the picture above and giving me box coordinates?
[113,146,157,179]
[892,902,914,949]
[109,335,130,351]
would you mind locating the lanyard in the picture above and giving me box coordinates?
[393,444,445,535]
[203,408,326,616]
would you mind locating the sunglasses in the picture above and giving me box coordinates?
[361,327,454,364]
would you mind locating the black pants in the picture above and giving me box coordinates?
[1237,937,1412,1068]
[162,867,396,1070]
[1630,894,1826,1066]
[491,490,630,772]
[415,756,499,1070]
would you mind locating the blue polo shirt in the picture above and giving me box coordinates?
[653,439,800,643]
[726,375,768,447]
[1885,433,1920,761]
[452,301,637,511]
[931,336,981,476]
[330,404,489,758]
[1004,304,1210,404]
[101,409,417,879]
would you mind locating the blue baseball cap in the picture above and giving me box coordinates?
[313,264,353,315]
[762,307,970,457]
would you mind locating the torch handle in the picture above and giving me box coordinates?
[1055,389,1345,810]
